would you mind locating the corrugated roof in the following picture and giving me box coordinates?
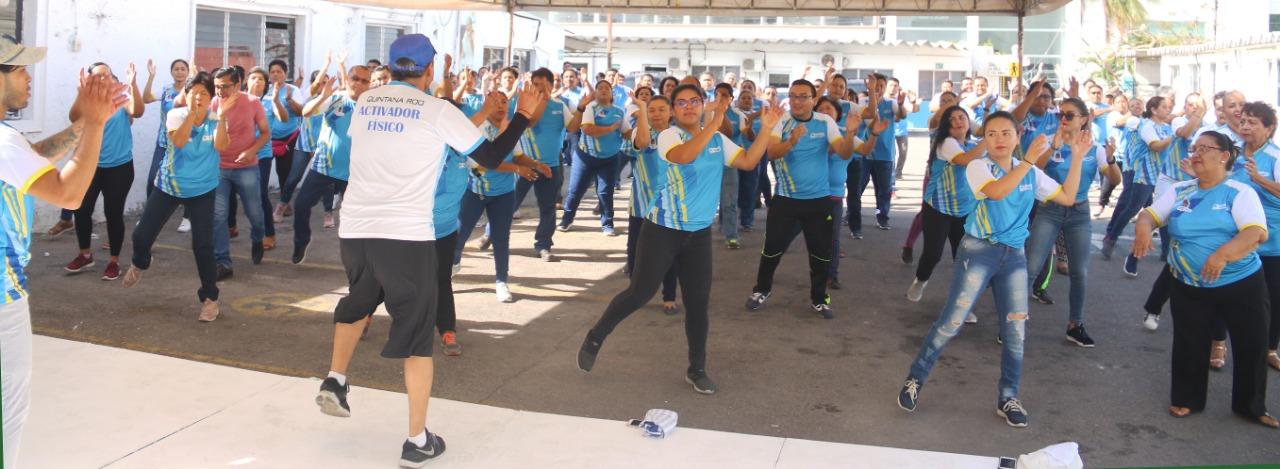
[1119,32,1280,58]
[575,36,968,50]
[330,0,1070,17]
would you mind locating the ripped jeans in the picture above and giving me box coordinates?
[907,235,1029,405]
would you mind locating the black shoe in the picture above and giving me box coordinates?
[292,240,310,265]
[1031,289,1054,305]
[811,302,834,319]
[745,291,770,311]
[1066,324,1096,348]
[251,241,264,265]
[216,264,233,281]
[399,431,446,468]
[686,370,717,395]
[315,377,351,417]
[877,221,891,230]
[898,377,921,412]
[478,235,492,251]
[827,279,842,290]
[901,247,913,265]
[577,333,603,372]
[998,398,1029,428]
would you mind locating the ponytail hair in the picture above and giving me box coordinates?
[1142,96,1166,119]
[1200,130,1240,170]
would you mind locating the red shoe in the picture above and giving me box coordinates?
[229,226,239,239]
[441,331,462,356]
[101,261,120,281]
[64,253,95,274]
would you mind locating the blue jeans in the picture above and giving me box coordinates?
[854,159,893,229]
[515,165,563,251]
[214,166,266,268]
[455,191,516,282]
[719,166,739,240]
[1105,171,1153,241]
[293,170,346,249]
[1026,202,1093,324]
[737,165,762,229]
[561,152,619,229]
[907,235,1029,404]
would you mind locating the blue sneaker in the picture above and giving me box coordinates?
[1123,254,1139,278]
[998,398,1029,428]
[898,378,921,412]
[602,226,618,237]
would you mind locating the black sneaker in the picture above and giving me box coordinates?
[478,235,492,251]
[216,264,233,281]
[1066,324,1096,348]
[811,303,834,319]
[292,240,310,265]
[577,333,603,372]
[686,370,717,395]
[251,241,264,265]
[399,431,446,468]
[1031,289,1054,305]
[850,231,863,240]
[877,222,891,230]
[998,398,1029,428]
[745,291,770,311]
[901,247,913,265]
[827,278,842,290]
[315,377,351,417]
[898,377,921,412]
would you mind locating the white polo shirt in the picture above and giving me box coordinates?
[340,81,485,241]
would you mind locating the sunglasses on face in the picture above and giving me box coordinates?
[1059,112,1079,121]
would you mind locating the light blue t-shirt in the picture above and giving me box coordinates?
[1230,142,1280,257]
[825,119,862,197]
[468,122,517,197]
[99,109,133,168]
[770,113,843,200]
[612,84,633,109]
[156,108,220,198]
[255,97,275,161]
[1132,120,1173,185]
[1089,102,1111,146]
[862,99,897,162]
[924,137,977,216]
[458,92,485,118]
[623,128,667,218]
[297,113,323,153]
[964,158,1063,248]
[517,96,571,167]
[265,84,303,139]
[1043,143,1102,203]
[1148,179,1266,287]
[1019,110,1059,158]
[154,85,179,148]
[579,102,629,158]
[649,127,744,231]
[432,148,472,237]
[310,94,357,181]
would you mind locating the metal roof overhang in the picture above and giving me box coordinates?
[330,0,1072,16]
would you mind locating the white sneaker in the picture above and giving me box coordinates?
[495,281,514,303]
[965,312,978,324]
[451,263,461,278]
[177,218,191,233]
[1142,313,1160,331]
[906,279,927,302]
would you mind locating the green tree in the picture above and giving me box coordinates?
[1103,0,1150,44]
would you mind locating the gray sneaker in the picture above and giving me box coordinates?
[686,370,717,395]
[399,431,446,468]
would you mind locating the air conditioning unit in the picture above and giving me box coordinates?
[821,53,837,67]
[842,56,854,69]
[667,57,689,72]
[742,58,763,72]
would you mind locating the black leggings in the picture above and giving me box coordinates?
[626,215,677,302]
[75,163,134,257]
[1264,257,1280,350]
[589,221,712,372]
[1169,270,1270,418]
[914,203,965,282]
[754,196,833,305]
[435,232,458,335]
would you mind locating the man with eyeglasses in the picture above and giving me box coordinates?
[1012,79,1060,158]
[745,79,873,319]
[210,67,272,278]
[291,64,371,264]
[1086,83,1111,147]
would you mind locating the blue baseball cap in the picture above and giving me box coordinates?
[388,34,436,74]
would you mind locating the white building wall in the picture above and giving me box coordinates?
[1158,47,1280,107]
[13,1,563,222]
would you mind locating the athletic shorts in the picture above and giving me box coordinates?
[336,238,438,358]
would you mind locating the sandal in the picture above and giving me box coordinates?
[1168,406,1192,418]
[1259,413,1279,429]
[1267,351,1280,371]
[1209,341,1227,370]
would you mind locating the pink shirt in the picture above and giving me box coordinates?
[211,92,267,169]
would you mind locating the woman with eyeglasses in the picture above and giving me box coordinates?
[1232,102,1280,371]
[577,84,783,395]
[897,110,1088,428]
[1131,130,1277,429]
[559,80,630,236]
[1022,98,1115,347]
[906,104,984,303]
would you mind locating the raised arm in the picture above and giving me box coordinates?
[27,74,122,208]
[1011,80,1044,124]
[142,59,158,104]
[666,99,729,165]
[731,106,786,171]
[125,62,145,119]
[1047,130,1091,206]
[979,135,1048,200]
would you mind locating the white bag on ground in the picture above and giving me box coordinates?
[639,409,678,438]
[1017,442,1083,469]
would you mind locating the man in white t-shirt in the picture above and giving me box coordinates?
[313,33,545,468]
[0,35,123,469]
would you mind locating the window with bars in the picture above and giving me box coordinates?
[917,70,967,98]
[195,9,295,73]
[364,25,405,65]
[483,47,534,73]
